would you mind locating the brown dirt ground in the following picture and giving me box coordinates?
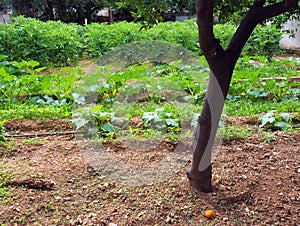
[0,118,299,226]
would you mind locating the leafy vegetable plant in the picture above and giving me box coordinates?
[259,111,292,130]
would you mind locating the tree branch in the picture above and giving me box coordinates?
[258,0,298,22]
[227,0,299,61]
[197,0,224,61]
[253,0,267,7]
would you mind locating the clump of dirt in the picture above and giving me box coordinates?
[6,178,55,190]
[0,118,299,225]
[4,119,71,134]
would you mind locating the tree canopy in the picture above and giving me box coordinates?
[118,0,299,27]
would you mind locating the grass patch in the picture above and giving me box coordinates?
[225,99,300,116]
[223,125,253,141]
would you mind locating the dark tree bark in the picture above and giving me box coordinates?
[46,0,55,20]
[187,0,299,192]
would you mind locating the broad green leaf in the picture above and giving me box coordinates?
[72,93,86,104]
[0,55,7,61]
[101,123,118,133]
[27,60,40,68]
[259,111,276,128]
[165,118,179,127]
[280,113,291,122]
[71,118,89,130]
[0,68,9,77]
[274,121,291,130]
[142,112,162,126]
[91,105,103,113]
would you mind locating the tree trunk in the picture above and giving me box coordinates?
[187,69,232,192]
[46,0,55,20]
[187,0,298,193]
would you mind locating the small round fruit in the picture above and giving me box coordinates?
[204,209,214,219]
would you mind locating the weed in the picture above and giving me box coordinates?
[22,138,48,146]
[224,125,253,141]
[263,135,276,144]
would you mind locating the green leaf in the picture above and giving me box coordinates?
[0,55,7,61]
[279,113,291,122]
[274,121,291,130]
[142,112,162,125]
[0,68,9,77]
[101,123,118,133]
[165,118,179,127]
[71,118,89,130]
[26,60,40,68]
[72,93,86,104]
[91,105,103,113]
[259,111,276,127]
[248,90,268,98]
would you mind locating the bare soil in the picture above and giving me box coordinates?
[0,118,299,225]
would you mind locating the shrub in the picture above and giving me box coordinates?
[0,17,284,66]
[244,24,284,57]
[84,21,141,57]
[0,16,84,66]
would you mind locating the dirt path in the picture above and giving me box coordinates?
[0,118,299,225]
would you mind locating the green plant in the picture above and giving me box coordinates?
[0,120,7,142]
[0,16,84,66]
[0,56,82,120]
[263,135,276,144]
[223,125,252,141]
[229,56,300,102]
[259,111,293,130]
[0,56,48,100]
[0,17,284,66]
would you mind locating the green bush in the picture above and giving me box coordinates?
[84,20,200,56]
[141,20,200,54]
[0,17,284,66]
[214,23,236,49]
[84,21,141,57]
[0,16,84,66]
[244,24,284,57]
[83,20,285,58]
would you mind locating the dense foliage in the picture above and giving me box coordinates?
[0,17,285,66]
[0,17,84,66]
[117,0,300,27]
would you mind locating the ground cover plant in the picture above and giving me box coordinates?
[0,53,299,137]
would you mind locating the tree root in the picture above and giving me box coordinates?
[186,166,213,193]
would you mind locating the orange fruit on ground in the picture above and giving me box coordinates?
[204,209,214,219]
